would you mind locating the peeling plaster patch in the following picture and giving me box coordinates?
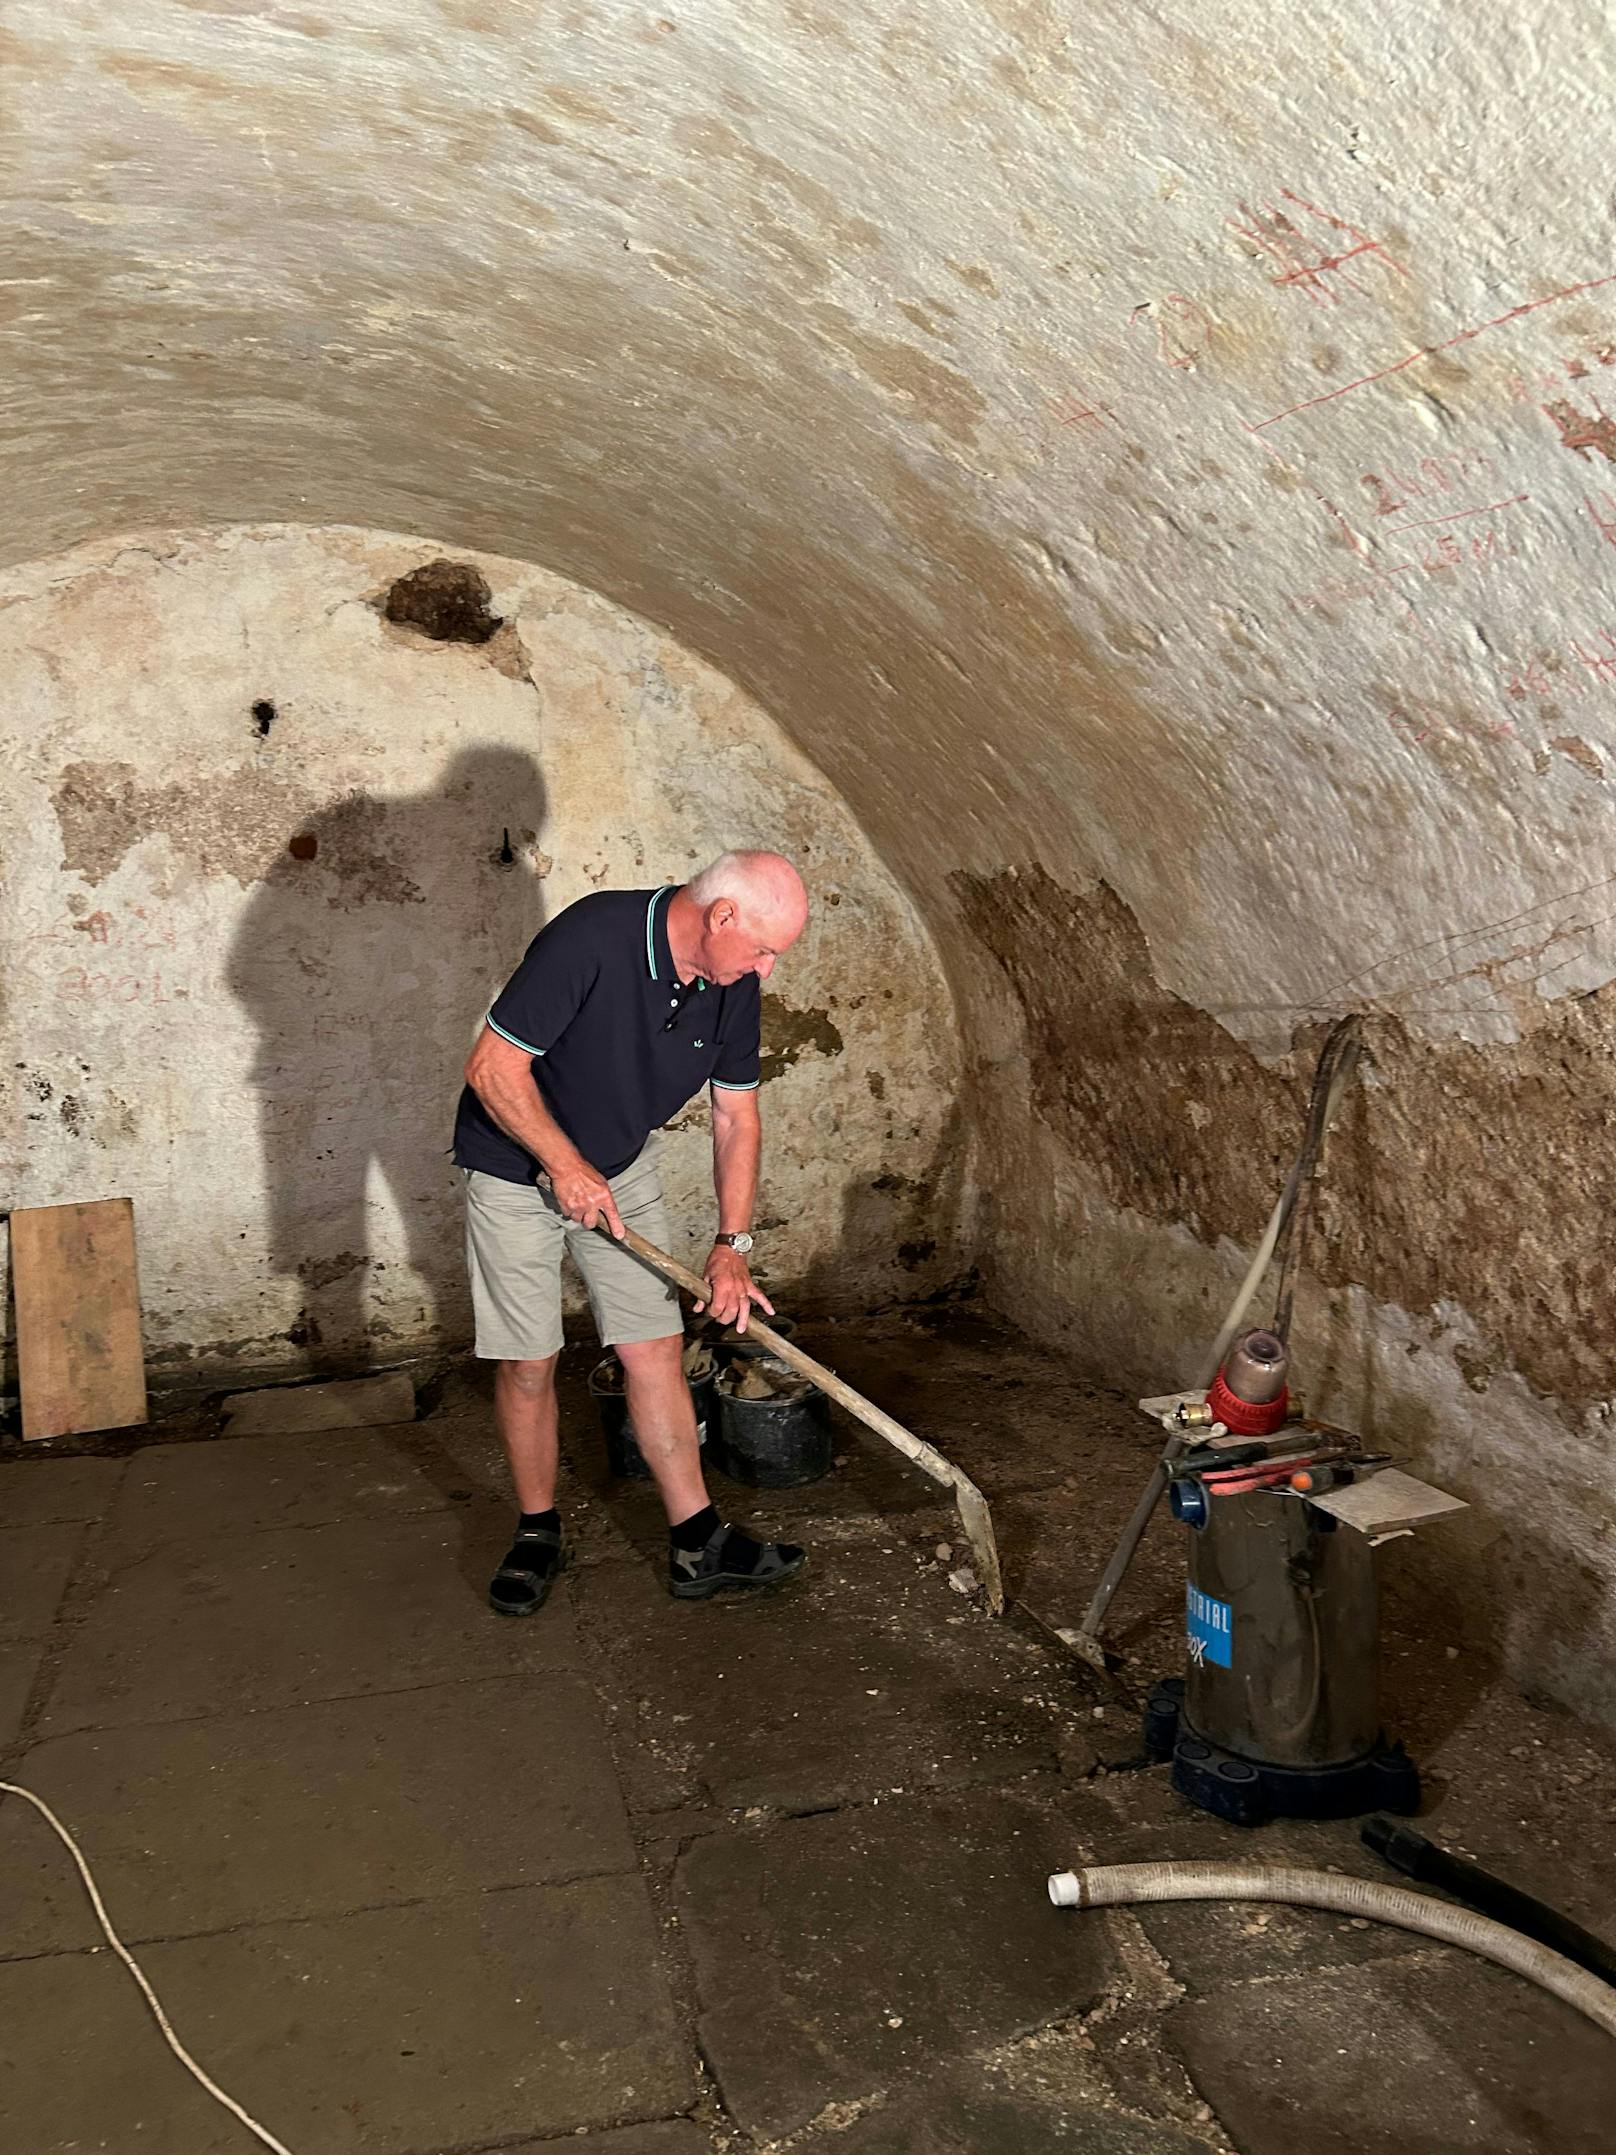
[945,258,998,296]
[1549,733,1605,778]
[51,758,422,901]
[758,992,846,1083]
[1543,399,1616,462]
[955,866,1295,1245]
[382,559,501,644]
[955,863,1616,1410]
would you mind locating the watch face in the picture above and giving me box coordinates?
[727,1232,754,1254]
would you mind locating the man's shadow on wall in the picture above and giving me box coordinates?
[228,745,548,1376]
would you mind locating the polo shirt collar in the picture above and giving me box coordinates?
[646,883,709,993]
[646,885,678,984]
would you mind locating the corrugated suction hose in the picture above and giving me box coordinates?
[1047,1862,1616,2038]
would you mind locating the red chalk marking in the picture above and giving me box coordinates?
[1386,493,1530,534]
[1250,271,1616,430]
[1586,492,1616,549]
[1227,189,1409,311]
[1572,631,1616,684]
[1047,386,1122,435]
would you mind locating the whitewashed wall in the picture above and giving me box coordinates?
[0,527,962,1386]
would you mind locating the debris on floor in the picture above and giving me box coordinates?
[3,1310,1613,2152]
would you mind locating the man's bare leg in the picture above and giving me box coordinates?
[494,1355,561,1512]
[488,1357,568,1615]
[617,1334,708,1523]
[618,1332,808,1599]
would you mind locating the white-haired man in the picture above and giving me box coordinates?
[454,851,812,1615]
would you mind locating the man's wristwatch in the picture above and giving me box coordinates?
[714,1231,754,1255]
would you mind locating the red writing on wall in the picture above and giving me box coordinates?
[1292,496,1527,616]
[1227,189,1410,310]
[1506,342,1616,402]
[1586,492,1616,549]
[55,968,188,1004]
[36,904,177,953]
[1047,383,1122,436]
[1505,630,1616,701]
[1359,449,1498,519]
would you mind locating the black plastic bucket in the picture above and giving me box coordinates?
[713,1380,833,1488]
[723,1316,797,1358]
[589,1359,716,1480]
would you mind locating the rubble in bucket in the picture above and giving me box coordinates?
[718,1352,814,1402]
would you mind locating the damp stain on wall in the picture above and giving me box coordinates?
[954,862,1616,1410]
[758,991,846,1083]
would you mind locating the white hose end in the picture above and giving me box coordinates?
[1048,1870,1083,1907]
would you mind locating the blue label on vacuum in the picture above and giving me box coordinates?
[1186,1585,1233,1668]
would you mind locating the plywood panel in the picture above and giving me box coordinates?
[11,1200,146,1443]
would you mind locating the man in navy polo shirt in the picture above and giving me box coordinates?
[455,850,811,1615]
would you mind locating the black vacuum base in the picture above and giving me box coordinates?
[1143,1678,1421,1828]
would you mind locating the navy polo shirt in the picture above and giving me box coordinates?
[453,885,762,1185]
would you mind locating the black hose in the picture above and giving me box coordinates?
[1363,1815,1616,1989]
[1270,1013,1361,1345]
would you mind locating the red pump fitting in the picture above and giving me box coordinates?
[1206,1368,1288,1434]
[1206,1327,1290,1435]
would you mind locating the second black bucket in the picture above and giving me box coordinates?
[714,1378,833,1488]
[590,1359,717,1480]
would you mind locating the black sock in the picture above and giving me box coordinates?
[670,1502,719,1551]
[519,1508,560,1533]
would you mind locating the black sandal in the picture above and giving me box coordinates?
[489,1522,567,1617]
[669,1522,807,1601]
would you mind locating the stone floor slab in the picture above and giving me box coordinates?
[0,1943,268,2153]
[0,1523,84,1643]
[1167,1954,1616,2154]
[677,1784,1117,2140]
[39,1513,580,1735]
[107,1429,450,1555]
[0,1454,125,1529]
[1,1672,634,1954]
[220,1369,416,1435]
[0,1873,691,2155]
[0,1642,44,1754]
[581,1532,1066,1815]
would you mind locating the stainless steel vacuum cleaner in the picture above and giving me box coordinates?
[1140,1328,1465,1825]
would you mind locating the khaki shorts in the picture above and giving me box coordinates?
[462,1139,681,1361]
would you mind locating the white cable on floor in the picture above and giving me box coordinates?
[0,1780,297,2155]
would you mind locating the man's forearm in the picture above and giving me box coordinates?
[475,1066,583,1177]
[712,1105,761,1235]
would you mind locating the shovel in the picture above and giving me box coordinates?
[600,1223,1004,1614]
